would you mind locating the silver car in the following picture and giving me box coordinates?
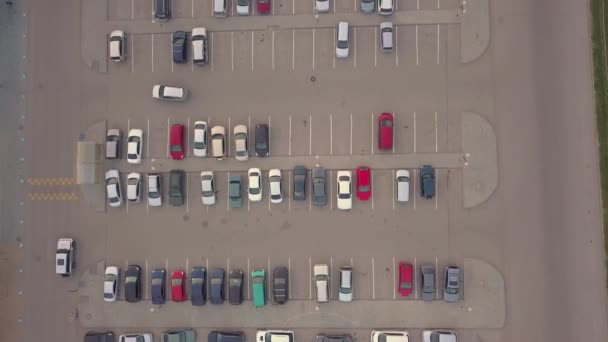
[105,169,122,208]
[422,330,456,342]
[201,171,216,205]
[443,266,460,302]
[234,125,249,161]
[360,0,375,13]
[147,173,162,207]
[193,121,208,157]
[420,264,435,302]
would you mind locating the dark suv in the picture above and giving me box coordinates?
[169,170,184,206]
[293,165,307,201]
[420,165,435,199]
[173,31,187,63]
[312,166,327,206]
[151,268,166,305]
[124,265,141,303]
[154,0,171,21]
[228,269,244,305]
[255,124,269,157]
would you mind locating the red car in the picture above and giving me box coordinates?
[398,262,413,297]
[378,112,394,150]
[171,270,186,302]
[356,166,371,201]
[169,124,184,160]
[257,0,271,14]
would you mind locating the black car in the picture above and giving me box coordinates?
[420,164,435,199]
[173,31,187,63]
[273,266,289,304]
[191,267,207,306]
[254,124,269,157]
[151,268,166,305]
[124,265,141,303]
[312,166,327,206]
[293,165,307,201]
[169,169,184,206]
[84,331,114,342]
[154,0,171,21]
[210,268,225,304]
[228,269,244,305]
[314,335,352,342]
[208,331,244,342]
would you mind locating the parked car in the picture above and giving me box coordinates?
[422,330,457,342]
[213,0,228,17]
[293,165,307,201]
[338,266,353,302]
[443,266,460,302]
[105,169,122,208]
[173,31,187,63]
[201,171,216,205]
[316,0,329,12]
[248,168,263,202]
[420,165,435,199]
[103,266,119,302]
[356,166,371,201]
[124,265,141,302]
[237,0,250,15]
[336,21,350,58]
[210,332,245,342]
[380,22,394,52]
[360,0,375,13]
[229,269,244,305]
[192,27,208,65]
[105,128,121,159]
[191,267,206,306]
[255,123,270,157]
[420,264,435,302]
[161,330,196,342]
[147,173,162,207]
[273,266,288,304]
[109,30,126,62]
[256,330,294,342]
[229,175,243,208]
[84,331,114,342]
[312,166,327,206]
[210,268,225,304]
[211,126,226,160]
[371,331,409,342]
[169,170,184,206]
[234,125,249,161]
[252,269,266,307]
[269,169,283,204]
[169,124,185,160]
[378,112,393,150]
[119,333,152,342]
[398,262,413,297]
[314,264,329,303]
[154,0,170,20]
[152,85,187,101]
[395,169,410,202]
[315,335,352,342]
[55,238,74,277]
[257,0,271,14]
[126,172,141,203]
[336,170,352,210]
[171,269,186,302]
[378,0,393,15]
[127,129,143,164]
[151,268,166,305]
[193,121,208,157]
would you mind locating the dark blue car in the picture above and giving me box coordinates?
[210,268,225,304]
[151,268,166,305]
[420,165,435,199]
[191,267,206,306]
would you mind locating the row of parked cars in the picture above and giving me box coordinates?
[85,329,457,342]
[104,164,435,209]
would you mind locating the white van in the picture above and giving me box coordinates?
[379,22,393,52]
[109,30,126,62]
[211,126,226,160]
[192,27,208,65]
[395,169,410,202]
[314,264,329,303]
[336,22,350,58]
[214,0,228,18]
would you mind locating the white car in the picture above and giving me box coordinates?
[109,30,126,62]
[336,21,350,59]
[152,85,187,101]
[126,172,141,203]
[211,126,226,160]
[234,125,249,161]
[378,0,393,15]
[269,169,282,204]
[314,264,329,303]
[256,330,295,342]
[336,170,352,210]
[422,331,456,342]
[193,121,208,157]
[248,168,263,202]
[371,331,409,342]
[55,238,74,277]
[147,173,162,207]
[103,266,120,302]
[236,0,250,15]
[127,129,143,164]
[201,171,216,205]
[316,0,330,12]
[395,169,410,202]
[105,169,122,208]
[119,334,153,342]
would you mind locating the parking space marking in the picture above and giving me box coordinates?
[251,31,254,71]
[131,37,134,72]
[146,119,150,158]
[372,257,375,299]
[395,26,399,66]
[392,169,395,210]
[292,30,295,70]
[186,257,189,275]
[145,259,148,300]
[228,116,231,157]
[437,24,440,64]
[350,114,353,154]
[312,29,315,70]
[227,258,231,301]
[416,25,419,65]
[435,111,438,152]
[435,169,438,210]
[191,0,194,17]
[308,257,312,300]
[393,257,396,299]
[211,32,214,72]
[247,258,251,299]
[371,170,374,210]
[231,32,234,71]
[393,113,396,154]
[151,33,154,72]
[268,115,272,155]
[414,257,418,299]
[171,36,174,72]
[131,0,134,19]
[330,114,333,154]
[166,117,170,157]
[288,257,291,296]
[288,171,292,211]
[272,31,275,71]
[370,112,374,155]
[288,115,292,155]
[329,170,333,210]
[413,111,417,152]
[333,28,336,68]
[187,117,190,157]
[329,257,333,300]
[308,170,312,211]
[226,171,230,211]
[435,257,439,298]
[413,169,417,209]
[165,258,169,272]
[354,28,357,68]
[186,173,189,213]
[248,115,251,148]
[293,0,295,14]
[309,115,312,155]
[374,27,377,67]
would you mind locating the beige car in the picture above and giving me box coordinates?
[234,125,249,161]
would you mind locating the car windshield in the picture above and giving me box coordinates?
[397,176,409,182]
[193,141,205,149]
[152,278,163,286]
[400,282,412,289]
[230,278,241,286]
[270,176,280,183]
[192,278,203,285]
[127,153,138,159]
[445,287,458,294]
[104,292,114,299]
[172,278,182,286]
[238,0,248,5]
[125,276,137,283]
[337,40,348,49]
[250,187,260,195]
[359,185,370,192]
[338,192,350,199]
[211,278,222,285]
[171,144,182,152]
[148,189,160,198]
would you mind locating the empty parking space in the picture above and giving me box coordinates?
[418,25,439,66]
[397,25,418,67]
[354,27,375,71]
[331,112,352,155]
[269,113,290,156]
[131,34,152,73]
[294,29,313,71]
[372,256,395,300]
[212,32,232,72]
[371,169,392,212]
[290,113,311,156]
[274,0,294,15]
[314,28,334,71]
[351,112,373,155]
[394,112,415,154]
[275,30,294,71]
[396,0,417,11]
[173,0,194,18]
[414,111,437,153]
[289,257,310,299]
[294,0,314,14]
[152,33,172,73]
[193,0,213,18]
[311,114,331,156]
[334,0,357,13]
[253,31,273,72]
[233,31,253,72]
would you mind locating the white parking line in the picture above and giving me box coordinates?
[165,258,169,272]
[395,26,399,66]
[308,257,312,300]
[228,116,232,157]
[272,0,275,14]
[288,257,291,297]
[371,170,374,210]
[131,36,134,72]
[435,111,438,152]
[309,115,312,155]
[374,27,377,67]
[267,257,271,274]
[372,257,376,299]
[435,169,438,210]
[145,259,148,299]
[333,28,336,68]
[293,0,295,14]
[393,257,396,299]
[354,0,357,11]
[437,25,440,64]
[272,31,275,71]
[251,31,254,71]
[330,114,333,155]
[393,112,396,154]
[292,30,295,70]
[231,32,234,71]
[288,115,292,156]
[349,114,353,154]
[413,169,417,210]
[171,36,174,72]
[211,32,214,72]
[417,0,420,10]
[288,171,292,211]
[370,112,374,155]
[151,33,154,72]
[227,257,231,301]
[131,0,134,19]
[146,119,150,158]
[353,28,357,68]
[191,0,194,17]
[187,117,190,157]
[312,29,315,70]
[308,170,312,211]
[186,257,189,274]
[186,173,189,213]
[226,171,230,211]
[247,258,251,299]
[413,111,417,152]
[414,257,418,299]
[166,117,170,157]
[350,257,353,267]
[435,257,439,298]
[329,170,333,210]
[392,169,395,210]
[329,257,333,300]
[415,26,419,65]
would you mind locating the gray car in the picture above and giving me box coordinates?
[162,330,196,342]
[229,175,243,208]
[360,0,375,13]
[169,169,184,206]
[443,266,460,302]
[420,264,435,302]
[312,166,327,206]
[293,165,307,201]
[151,268,166,305]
